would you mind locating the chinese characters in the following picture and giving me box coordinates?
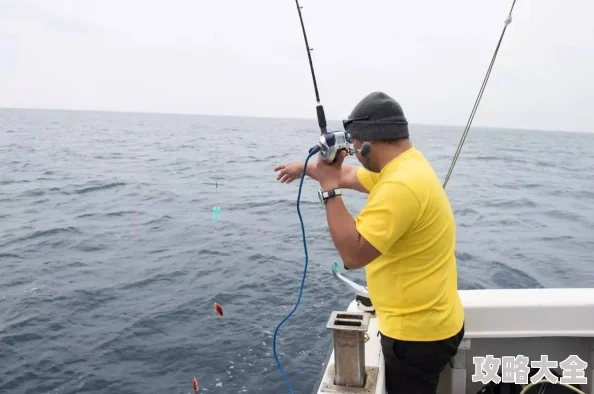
[472,355,588,385]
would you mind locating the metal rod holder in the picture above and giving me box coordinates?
[326,311,371,388]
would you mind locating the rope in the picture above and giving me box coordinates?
[442,0,517,189]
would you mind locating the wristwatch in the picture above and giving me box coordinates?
[318,188,342,204]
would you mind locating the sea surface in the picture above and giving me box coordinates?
[1,108,594,394]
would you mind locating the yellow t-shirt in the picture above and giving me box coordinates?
[355,146,464,341]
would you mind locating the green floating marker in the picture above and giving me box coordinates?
[212,205,221,223]
[333,261,339,272]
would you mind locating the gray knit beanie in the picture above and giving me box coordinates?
[343,92,409,141]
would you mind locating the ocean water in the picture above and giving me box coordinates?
[1,108,594,394]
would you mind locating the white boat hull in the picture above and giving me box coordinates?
[313,288,594,394]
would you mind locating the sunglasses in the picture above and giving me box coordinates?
[342,116,370,130]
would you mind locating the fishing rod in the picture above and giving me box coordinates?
[442,0,517,188]
[295,0,326,135]
[271,1,358,393]
[293,0,360,164]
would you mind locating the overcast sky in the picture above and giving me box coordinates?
[1,0,593,132]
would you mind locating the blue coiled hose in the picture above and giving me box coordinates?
[272,145,320,394]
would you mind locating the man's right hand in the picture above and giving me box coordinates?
[274,162,307,184]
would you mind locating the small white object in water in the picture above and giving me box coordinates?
[215,382,222,387]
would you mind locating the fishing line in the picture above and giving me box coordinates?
[212,181,220,224]
[442,0,517,189]
[212,135,221,225]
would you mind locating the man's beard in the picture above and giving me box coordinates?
[362,158,379,173]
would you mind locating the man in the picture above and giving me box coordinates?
[274,92,465,394]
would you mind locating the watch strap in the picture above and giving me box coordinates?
[321,188,342,202]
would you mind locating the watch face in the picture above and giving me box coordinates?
[328,190,335,197]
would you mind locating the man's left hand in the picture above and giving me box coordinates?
[317,150,346,190]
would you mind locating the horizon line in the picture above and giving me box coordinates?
[0,105,590,135]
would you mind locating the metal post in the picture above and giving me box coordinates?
[326,311,371,388]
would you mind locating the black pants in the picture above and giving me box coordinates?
[380,324,465,394]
